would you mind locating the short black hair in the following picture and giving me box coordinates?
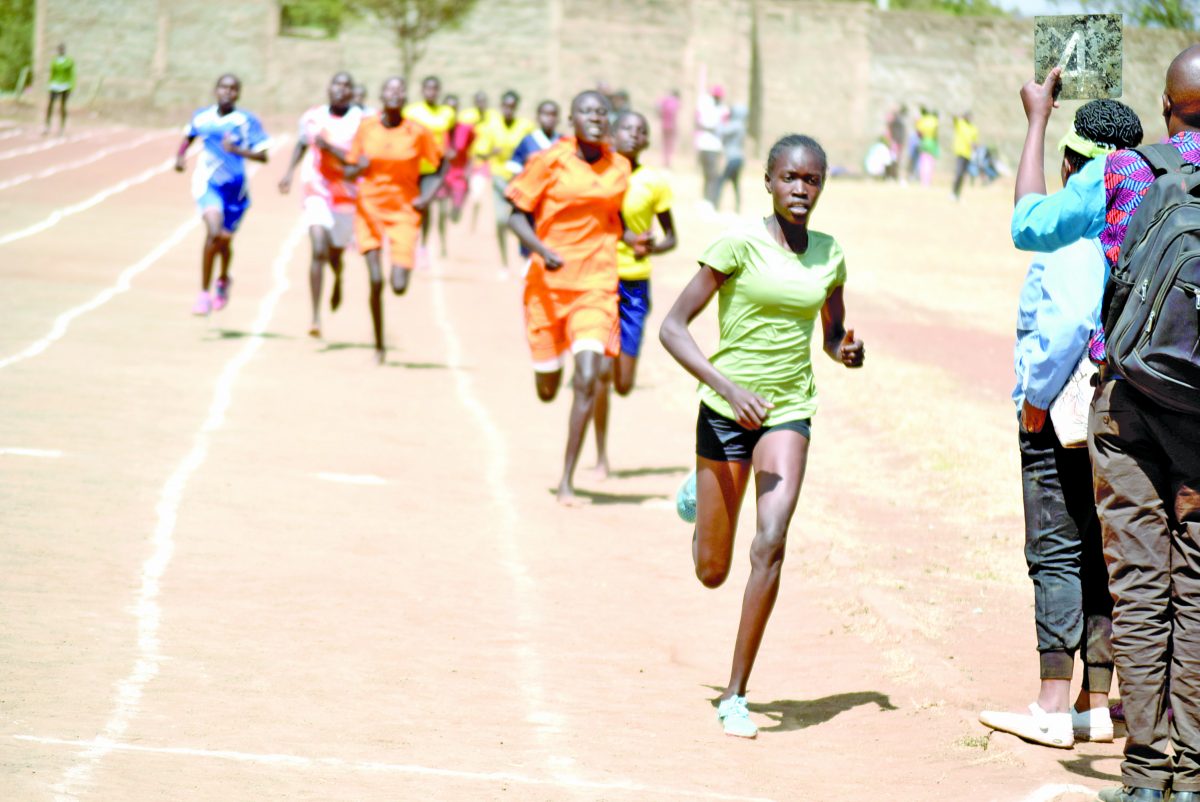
[614,109,647,129]
[766,134,828,175]
[1064,99,1144,173]
[537,99,560,114]
[423,75,439,85]
[571,89,610,114]
[501,89,520,104]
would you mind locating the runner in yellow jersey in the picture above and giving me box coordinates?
[43,43,75,136]
[403,75,456,269]
[475,90,534,276]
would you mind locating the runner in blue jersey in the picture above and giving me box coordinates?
[174,74,270,316]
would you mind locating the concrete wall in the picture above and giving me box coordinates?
[34,0,1197,168]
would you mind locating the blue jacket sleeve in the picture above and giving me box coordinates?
[1011,156,1106,252]
[1021,242,1104,409]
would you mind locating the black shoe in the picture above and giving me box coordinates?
[1098,788,1164,802]
[1170,792,1200,802]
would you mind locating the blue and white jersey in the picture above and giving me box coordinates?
[186,105,269,190]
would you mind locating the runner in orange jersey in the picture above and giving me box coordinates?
[506,90,643,505]
[344,77,447,364]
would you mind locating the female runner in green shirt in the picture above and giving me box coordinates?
[660,133,864,739]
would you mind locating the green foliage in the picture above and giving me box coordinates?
[890,0,1008,15]
[280,0,347,38]
[347,0,480,79]
[1069,0,1198,30]
[0,0,34,92]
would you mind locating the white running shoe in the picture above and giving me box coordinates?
[716,695,757,739]
[1071,705,1115,743]
[979,702,1073,748]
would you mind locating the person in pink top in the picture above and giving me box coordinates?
[434,94,475,257]
[278,71,364,337]
[657,89,681,168]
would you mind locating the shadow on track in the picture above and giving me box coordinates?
[705,688,897,734]
[607,465,690,479]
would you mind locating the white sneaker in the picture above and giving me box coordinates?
[1071,705,1114,743]
[716,695,757,739]
[979,702,1073,748]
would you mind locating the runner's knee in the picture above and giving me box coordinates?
[750,523,788,570]
[696,557,730,588]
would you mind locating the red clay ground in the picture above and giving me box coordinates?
[0,119,1123,801]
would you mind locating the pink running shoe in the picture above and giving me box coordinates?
[191,291,212,316]
[213,277,231,311]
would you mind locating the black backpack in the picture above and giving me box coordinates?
[1103,143,1200,414]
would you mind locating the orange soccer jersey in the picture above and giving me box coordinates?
[347,114,440,263]
[505,137,630,292]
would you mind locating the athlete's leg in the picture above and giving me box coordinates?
[557,350,602,504]
[693,455,753,588]
[58,89,70,134]
[364,249,386,363]
[43,92,54,134]
[591,357,614,478]
[614,353,639,396]
[391,264,412,295]
[436,197,449,257]
[328,246,344,311]
[535,370,562,402]
[200,208,225,291]
[216,234,232,282]
[721,427,810,700]
[308,225,331,336]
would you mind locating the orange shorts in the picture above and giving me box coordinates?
[523,282,619,372]
[354,197,421,266]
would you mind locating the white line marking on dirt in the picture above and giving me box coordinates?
[0,128,24,141]
[0,157,175,246]
[17,736,775,802]
[429,273,579,781]
[0,218,199,370]
[48,223,306,802]
[1019,783,1097,802]
[0,131,167,192]
[316,472,387,485]
[0,135,287,247]
[0,447,63,457]
[0,128,111,161]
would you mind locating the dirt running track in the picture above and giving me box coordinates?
[1,121,1124,801]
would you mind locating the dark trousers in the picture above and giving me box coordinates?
[952,155,970,197]
[698,150,721,206]
[1021,421,1113,687]
[1091,379,1200,792]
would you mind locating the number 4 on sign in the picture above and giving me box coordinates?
[1058,30,1086,76]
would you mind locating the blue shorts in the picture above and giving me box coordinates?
[197,180,250,233]
[618,278,651,357]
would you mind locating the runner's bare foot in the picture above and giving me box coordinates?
[556,482,588,507]
[308,322,321,338]
[588,460,610,480]
[375,347,386,365]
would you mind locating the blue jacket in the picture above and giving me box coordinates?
[1013,237,1105,411]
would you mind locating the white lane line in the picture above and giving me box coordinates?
[0,128,112,161]
[0,218,200,370]
[0,157,175,246]
[0,131,168,192]
[0,134,288,247]
[1019,783,1098,802]
[429,274,579,779]
[0,128,24,141]
[18,736,775,802]
[49,223,306,802]
[316,472,387,485]
[0,447,63,457]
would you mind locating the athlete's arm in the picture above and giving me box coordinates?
[413,157,450,212]
[278,140,308,193]
[507,210,563,268]
[650,209,677,255]
[222,132,269,163]
[820,285,864,368]
[619,213,652,259]
[173,135,195,173]
[313,134,349,166]
[659,265,774,429]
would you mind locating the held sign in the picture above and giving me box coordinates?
[1034,14,1123,100]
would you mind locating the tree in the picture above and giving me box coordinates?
[0,0,34,94]
[348,0,480,81]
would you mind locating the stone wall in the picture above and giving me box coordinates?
[34,0,1196,168]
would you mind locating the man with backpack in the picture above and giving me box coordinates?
[1011,47,1200,802]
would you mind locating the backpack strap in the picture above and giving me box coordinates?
[1134,143,1191,176]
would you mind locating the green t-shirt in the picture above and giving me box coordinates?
[49,56,75,90]
[696,221,847,426]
